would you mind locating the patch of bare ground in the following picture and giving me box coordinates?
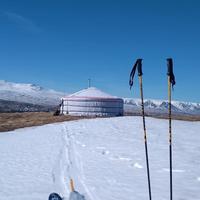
[0,112,87,132]
[1,112,200,133]
[125,112,200,121]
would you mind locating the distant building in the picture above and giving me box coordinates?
[60,87,123,116]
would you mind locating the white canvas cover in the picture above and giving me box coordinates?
[61,87,123,116]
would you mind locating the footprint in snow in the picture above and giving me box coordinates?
[96,146,106,150]
[101,150,110,155]
[95,147,109,155]
[118,157,132,161]
[133,162,143,169]
[76,141,86,147]
[109,155,132,162]
[162,168,185,173]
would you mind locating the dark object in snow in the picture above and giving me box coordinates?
[48,192,62,200]
[54,103,62,116]
[53,109,60,116]
[69,191,85,200]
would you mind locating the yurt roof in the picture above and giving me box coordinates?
[63,87,121,100]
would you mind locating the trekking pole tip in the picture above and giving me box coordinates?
[70,178,75,192]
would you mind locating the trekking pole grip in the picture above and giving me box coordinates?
[167,58,173,76]
[137,59,143,76]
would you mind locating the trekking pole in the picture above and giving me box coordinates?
[129,59,152,200]
[166,58,175,200]
[70,178,75,192]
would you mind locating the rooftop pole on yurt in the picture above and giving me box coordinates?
[88,78,91,88]
[129,59,152,200]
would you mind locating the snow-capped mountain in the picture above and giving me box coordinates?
[0,80,65,106]
[124,98,200,115]
[0,80,199,115]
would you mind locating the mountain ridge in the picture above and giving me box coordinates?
[0,80,65,106]
[124,98,200,115]
[0,80,199,115]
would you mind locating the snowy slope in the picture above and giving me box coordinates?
[0,117,200,200]
[124,98,200,115]
[0,80,65,106]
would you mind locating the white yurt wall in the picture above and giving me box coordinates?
[61,87,123,116]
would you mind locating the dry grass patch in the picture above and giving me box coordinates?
[0,112,85,132]
[1,112,200,133]
[125,112,200,121]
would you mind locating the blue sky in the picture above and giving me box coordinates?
[0,0,199,102]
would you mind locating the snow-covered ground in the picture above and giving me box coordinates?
[0,117,200,200]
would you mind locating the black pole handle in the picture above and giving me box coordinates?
[129,58,143,89]
[137,59,143,76]
[167,58,173,76]
[167,58,176,87]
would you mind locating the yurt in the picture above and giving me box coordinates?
[60,87,123,116]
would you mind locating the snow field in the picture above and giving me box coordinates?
[0,117,200,200]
